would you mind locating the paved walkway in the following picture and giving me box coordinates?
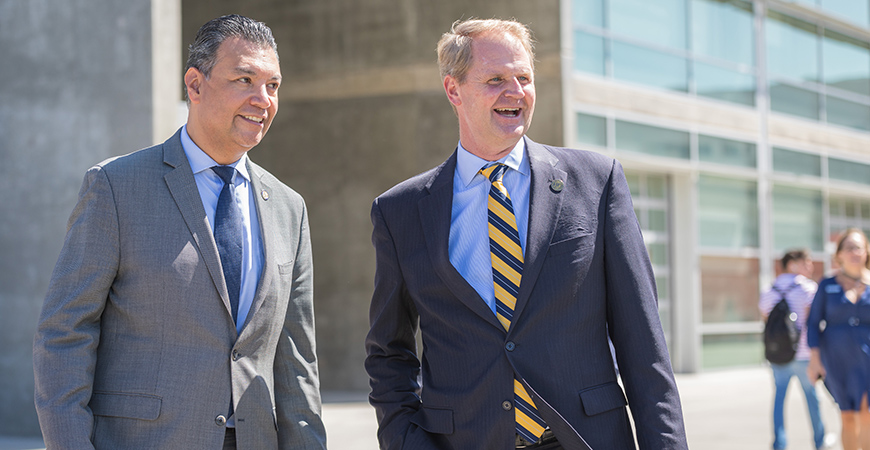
[1,365,845,449]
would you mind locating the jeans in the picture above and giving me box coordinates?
[770,359,825,449]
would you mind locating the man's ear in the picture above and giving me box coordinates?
[184,67,204,103]
[444,75,461,107]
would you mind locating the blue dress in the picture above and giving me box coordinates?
[807,276,870,411]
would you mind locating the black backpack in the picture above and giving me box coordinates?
[763,284,800,364]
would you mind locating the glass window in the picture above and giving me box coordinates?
[830,198,843,216]
[830,196,870,247]
[700,256,760,322]
[698,135,757,168]
[610,0,688,49]
[826,96,870,131]
[772,185,823,251]
[770,83,820,120]
[699,175,758,248]
[572,0,604,28]
[615,121,691,159]
[702,333,764,369]
[648,242,668,265]
[766,11,819,82]
[574,32,606,76]
[648,176,667,199]
[821,0,870,28]
[626,173,640,197]
[823,29,870,96]
[829,157,870,185]
[625,171,672,344]
[612,42,688,92]
[691,0,754,66]
[576,113,607,147]
[846,200,858,218]
[694,62,756,106]
[772,147,822,177]
[649,209,668,232]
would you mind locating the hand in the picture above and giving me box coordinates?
[807,349,825,381]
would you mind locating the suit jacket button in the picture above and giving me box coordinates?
[505,341,515,351]
[502,400,513,411]
[232,349,241,361]
[215,415,227,426]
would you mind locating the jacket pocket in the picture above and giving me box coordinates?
[90,391,162,420]
[578,382,627,416]
[547,233,594,257]
[278,260,294,275]
[409,406,454,434]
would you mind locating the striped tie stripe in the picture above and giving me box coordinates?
[480,163,547,443]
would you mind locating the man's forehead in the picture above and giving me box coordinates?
[215,39,280,76]
[470,35,532,67]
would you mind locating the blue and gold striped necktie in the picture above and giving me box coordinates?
[480,163,547,443]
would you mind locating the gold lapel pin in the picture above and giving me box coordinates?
[261,189,269,200]
[550,179,564,193]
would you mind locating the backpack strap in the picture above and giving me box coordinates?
[770,281,800,300]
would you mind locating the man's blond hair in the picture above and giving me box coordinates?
[436,18,535,83]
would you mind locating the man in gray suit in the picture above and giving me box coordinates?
[366,19,687,449]
[33,15,326,449]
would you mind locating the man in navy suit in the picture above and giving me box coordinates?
[365,18,688,449]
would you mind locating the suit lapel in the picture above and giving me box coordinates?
[242,163,274,331]
[513,138,566,322]
[162,131,234,318]
[419,152,503,331]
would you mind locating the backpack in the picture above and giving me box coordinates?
[763,284,800,364]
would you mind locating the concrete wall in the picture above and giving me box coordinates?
[0,0,178,436]
[182,0,563,391]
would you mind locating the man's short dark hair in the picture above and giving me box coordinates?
[184,14,277,98]
[781,248,810,270]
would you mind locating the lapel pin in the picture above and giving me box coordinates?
[550,179,564,193]
[261,189,269,201]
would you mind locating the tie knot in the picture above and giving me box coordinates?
[213,165,236,185]
[480,163,508,183]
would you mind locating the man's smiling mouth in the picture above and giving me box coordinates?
[494,108,520,117]
[242,115,264,123]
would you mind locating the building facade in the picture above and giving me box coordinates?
[563,0,870,372]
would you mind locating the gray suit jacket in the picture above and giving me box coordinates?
[366,138,687,449]
[33,129,326,449]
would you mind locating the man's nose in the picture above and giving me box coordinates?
[504,77,525,98]
[250,84,272,108]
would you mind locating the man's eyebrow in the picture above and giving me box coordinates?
[232,67,281,81]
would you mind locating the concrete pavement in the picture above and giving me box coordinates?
[2,365,845,449]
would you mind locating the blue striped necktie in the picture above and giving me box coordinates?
[480,163,547,443]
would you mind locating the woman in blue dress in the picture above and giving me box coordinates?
[808,228,870,450]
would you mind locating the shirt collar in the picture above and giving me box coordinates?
[455,138,529,187]
[180,125,251,182]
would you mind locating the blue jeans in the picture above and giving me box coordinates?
[770,359,825,449]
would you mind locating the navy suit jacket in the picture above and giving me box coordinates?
[365,138,687,449]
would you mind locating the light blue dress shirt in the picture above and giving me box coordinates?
[180,125,264,335]
[449,139,530,314]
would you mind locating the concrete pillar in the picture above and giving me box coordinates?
[0,0,179,436]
